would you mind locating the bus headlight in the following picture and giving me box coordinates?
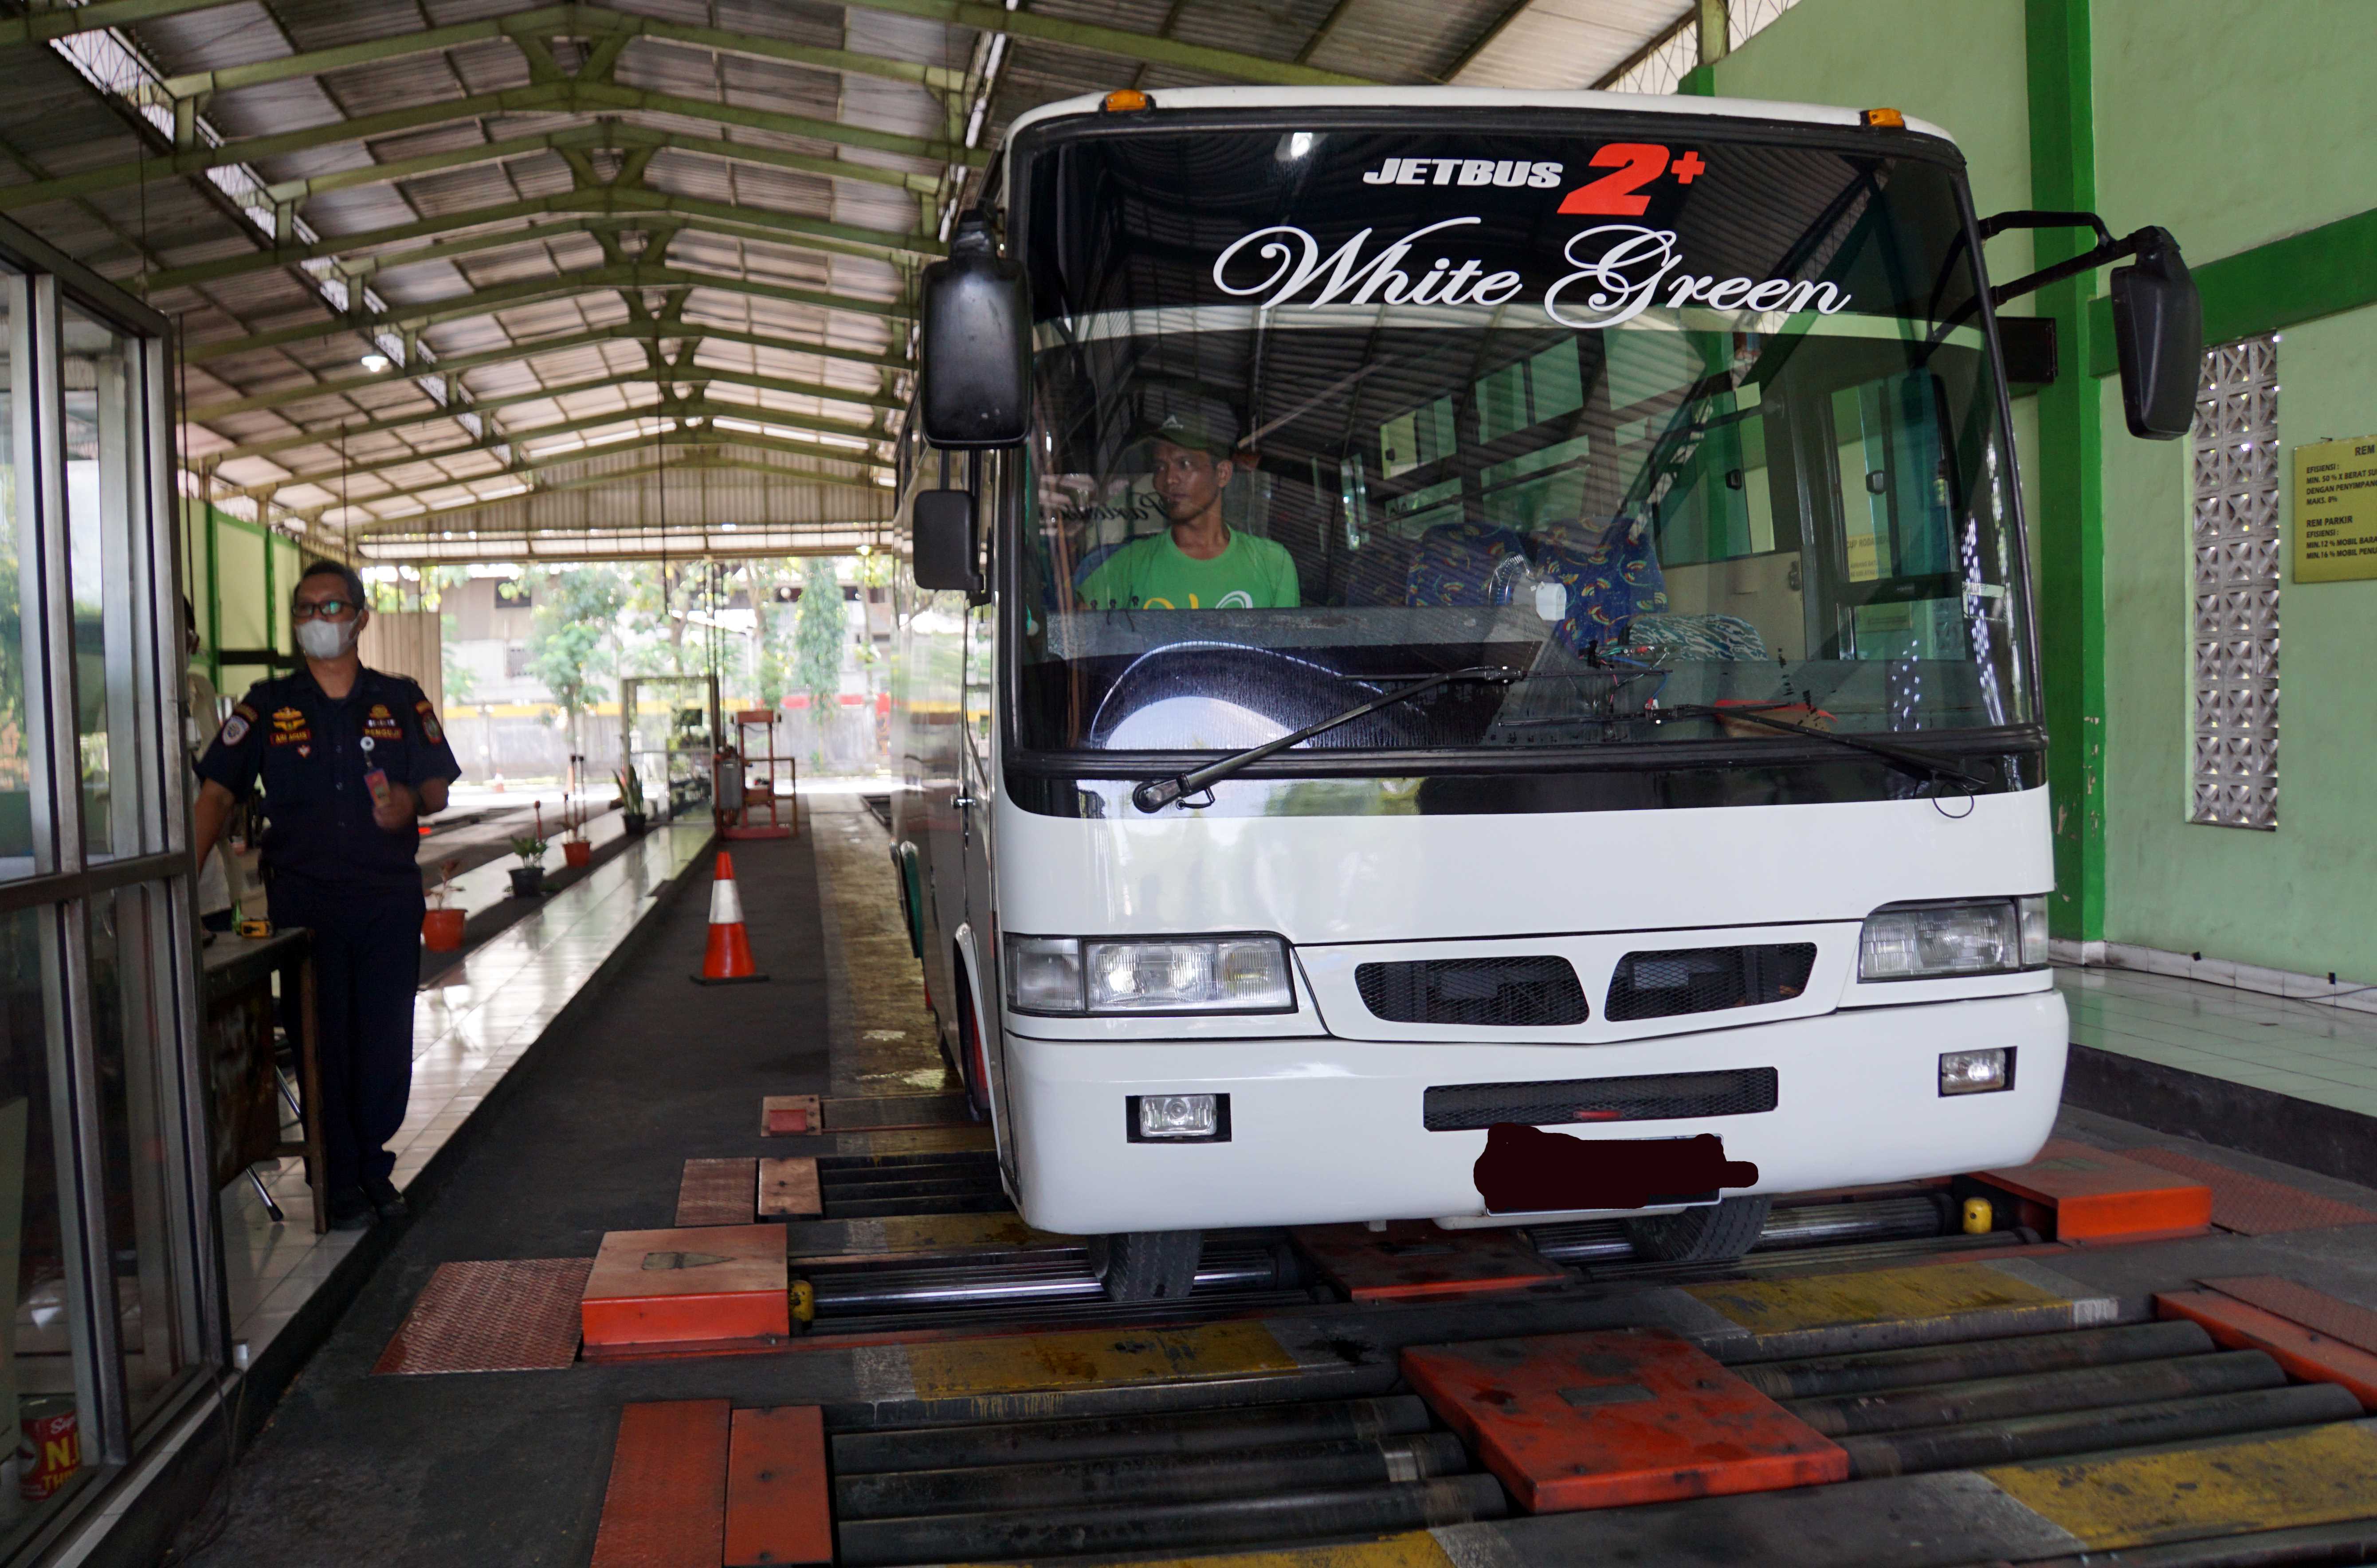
[1006,934,1296,1014]
[1087,937,1294,1012]
[1859,896,2050,980]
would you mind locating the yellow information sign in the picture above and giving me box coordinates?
[2294,435,2377,582]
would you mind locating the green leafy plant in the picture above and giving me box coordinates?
[613,764,645,815]
[509,803,549,866]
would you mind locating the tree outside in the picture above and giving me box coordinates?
[526,566,628,758]
[792,557,846,760]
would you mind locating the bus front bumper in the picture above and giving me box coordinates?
[1000,990,2066,1235]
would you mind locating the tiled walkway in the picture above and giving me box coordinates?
[216,822,712,1361]
[2059,961,2377,1120]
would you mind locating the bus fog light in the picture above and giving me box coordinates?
[1005,936,1083,1012]
[1860,899,2036,980]
[1939,1047,2012,1095]
[1131,1093,1225,1141]
[1085,936,1293,1012]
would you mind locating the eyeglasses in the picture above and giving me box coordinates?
[291,598,357,621]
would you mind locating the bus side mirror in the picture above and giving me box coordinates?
[2109,226,2201,440]
[919,210,1029,449]
[912,489,982,595]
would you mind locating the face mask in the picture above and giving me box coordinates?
[295,617,356,660]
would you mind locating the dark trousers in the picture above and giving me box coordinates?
[268,879,423,1195]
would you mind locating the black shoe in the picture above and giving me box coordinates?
[361,1175,408,1221]
[327,1188,376,1231]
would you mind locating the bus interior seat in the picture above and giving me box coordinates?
[1404,522,1532,606]
[1536,516,1669,653]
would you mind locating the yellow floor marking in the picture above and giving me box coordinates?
[1984,1422,2377,1549]
[1008,1533,1454,1568]
[907,1321,1300,1399]
[833,1125,996,1154]
[1687,1261,2065,1334]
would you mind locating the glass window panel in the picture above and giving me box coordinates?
[61,307,161,862]
[0,906,99,1537]
[2,279,36,881]
[84,884,193,1426]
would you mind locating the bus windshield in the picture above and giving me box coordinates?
[1007,117,2034,773]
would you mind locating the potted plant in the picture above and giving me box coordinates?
[616,764,648,834]
[507,804,549,898]
[561,790,592,868]
[422,860,466,950]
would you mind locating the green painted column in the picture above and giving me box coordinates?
[2024,0,2105,942]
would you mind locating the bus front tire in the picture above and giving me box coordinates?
[1623,1195,1771,1263]
[1089,1230,1203,1302]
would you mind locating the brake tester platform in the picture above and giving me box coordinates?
[191,804,2377,1568]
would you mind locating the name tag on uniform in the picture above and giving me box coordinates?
[269,706,311,746]
[363,703,404,741]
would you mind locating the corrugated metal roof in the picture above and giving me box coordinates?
[0,0,1727,551]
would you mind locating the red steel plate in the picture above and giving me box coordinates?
[1402,1328,1847,1511]
[2201,1276,2377,1357]
[591,1400,730,1568]
[677,1157,759,1227]
[763,1095,820,1136]
[2158,1289,2377,1411]
[2122,1147,2377,1235]
[373,1258,592,1376]
[1294,1222,1566,1301]
[725,1406,833,1567]
[583,1225,789,1347]
[1975,1137,2213,1240]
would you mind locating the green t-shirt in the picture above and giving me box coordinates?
[1078,529,1300,611]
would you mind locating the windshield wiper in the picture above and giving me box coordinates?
[1648,702,1996,791]
[1131,666,1524,813]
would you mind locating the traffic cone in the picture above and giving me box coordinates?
[690,851,768,985]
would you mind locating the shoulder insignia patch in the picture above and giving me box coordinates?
[217,713,251,747]
[414,698,444,744]
[363,702,404,741]
[269,706,311,747]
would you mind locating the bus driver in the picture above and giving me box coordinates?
[1078,407,1299,612]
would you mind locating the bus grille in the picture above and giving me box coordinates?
[1603,944,1818,1022]
[1423,1068,1779,1130]
[1356,956,1589,1027]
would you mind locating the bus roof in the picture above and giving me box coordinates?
[1002,86,1956,156]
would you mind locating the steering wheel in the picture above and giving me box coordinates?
[1086,640,1433,752]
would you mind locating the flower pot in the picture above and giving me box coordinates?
[562,840,592,869]
[507,866,545,899]
[622,812,647,835]
[421,907,466,951]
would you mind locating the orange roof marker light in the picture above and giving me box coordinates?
[1862,107,1906,128]
[1103,89,1153,113]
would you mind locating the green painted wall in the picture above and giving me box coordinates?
[1707,0,2038,283]
[1715,0,2377,978]
[2092,2,2377,976]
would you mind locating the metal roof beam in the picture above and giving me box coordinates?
[247,121,938,212]
[0,77,981,216]
[220,396,883,498]
[847,0,1377,86]
[150,4,971,104]
[181,263,912,365]
[182,318,906,420]
[138,179,940,296]
[307,436,888,524]
[205,365,903,462]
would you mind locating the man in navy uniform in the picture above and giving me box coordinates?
[192,561,462,1229]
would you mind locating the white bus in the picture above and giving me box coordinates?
[889,87,2198,1300]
